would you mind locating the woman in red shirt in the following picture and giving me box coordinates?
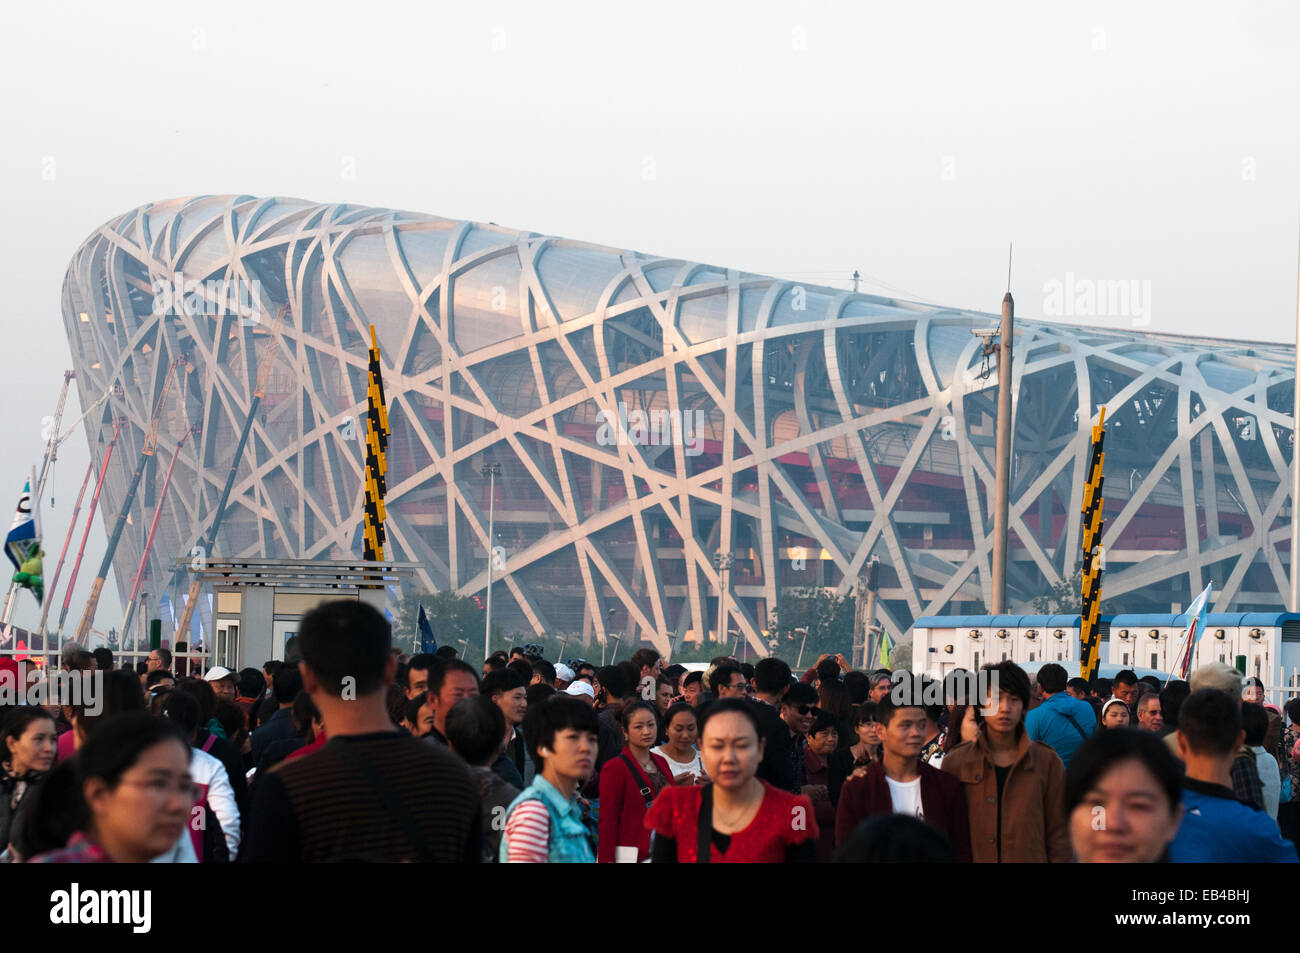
[646,699,818,862]
[597,700,673,862]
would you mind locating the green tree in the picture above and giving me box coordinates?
[768,587,857,666]
[1031,567,1125,616]
[394,590,492,656]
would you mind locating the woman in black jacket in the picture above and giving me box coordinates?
[1,707,58,860]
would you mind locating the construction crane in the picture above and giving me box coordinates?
[173,312,288,641]
[51,418,126,636]
[38,379,127,639]
[75,358,188,644]
[120,423,201,640]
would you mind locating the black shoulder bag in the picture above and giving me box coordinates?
[696,784,714,863]
[618,753,655,807]
[332,741,435,863]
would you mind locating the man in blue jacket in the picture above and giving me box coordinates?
[1169,688,1297,863]
[1025,663,1096,771]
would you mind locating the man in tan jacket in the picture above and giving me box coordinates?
[942,660,1071,862]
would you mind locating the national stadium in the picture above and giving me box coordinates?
[60,196,1297,657]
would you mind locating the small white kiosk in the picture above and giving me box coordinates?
[182,559,419,671]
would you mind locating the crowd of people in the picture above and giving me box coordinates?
[2,604,1298,863]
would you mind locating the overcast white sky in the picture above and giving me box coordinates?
[1,0,1297,633]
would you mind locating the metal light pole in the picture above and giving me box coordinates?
[991,290,1014,615]
[480,462,501,662]
[713,552,733,644]
[1291,216,1300,613]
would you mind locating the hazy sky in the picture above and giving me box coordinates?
[1,0,1297,633]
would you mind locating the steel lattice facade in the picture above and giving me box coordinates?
[60,195,1297,655]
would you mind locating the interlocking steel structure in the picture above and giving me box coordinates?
[60,196,1296,656]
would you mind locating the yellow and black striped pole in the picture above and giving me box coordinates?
[363,325,389,561]
[1079,406,1107,685]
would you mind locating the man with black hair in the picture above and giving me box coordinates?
[1025,662,1096,770]
[482,669,528,786]
[242,600,481,863]
[835,692,971,860]
[1166,663,1265,812]
[249,666,303,766]
[145,669,175,692]
[530,658,556,688]
[424,659,480,746]
[1112,669,1140,715]
[446,695,520,861]
[709,664,746,699]
[577,664,629,796]
[843,670,869,704]
[146,647,172,674]
[1242,702,1281,820]
[681,670,705,707]
[434,645,459,661]
[1092,677,1113,702]
[405,653,438,699]
[942,660,1071,862]
[1168,689,1296,862]
[780,682,819,790]
[91,647,114,672]
[751,657,798,793]
[1159,680,1189,736]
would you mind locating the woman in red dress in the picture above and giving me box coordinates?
[645,699,818,862]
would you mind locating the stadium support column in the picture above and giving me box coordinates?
[991,292,1014,615]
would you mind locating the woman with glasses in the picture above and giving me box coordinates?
[647,699,819,862]
[803,709,842,861]
[28,712,197,863]
[847,702,883,770]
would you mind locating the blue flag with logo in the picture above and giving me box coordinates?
[4,476,37,573]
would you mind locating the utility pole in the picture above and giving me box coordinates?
[854,557,880,669]
[481,461,501,663]
[991,268,1015,615]
[852,270,860,293]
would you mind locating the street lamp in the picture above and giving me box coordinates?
[480,462,501,663]
[713,552,734,644]
[602,606,616,665]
